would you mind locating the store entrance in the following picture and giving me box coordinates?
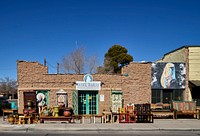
[78,91,98,114]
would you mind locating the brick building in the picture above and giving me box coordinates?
[17,61,151,114]
[153,46,200,106]
[17,46,200,115]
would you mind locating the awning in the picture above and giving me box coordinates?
[190,80,200,86]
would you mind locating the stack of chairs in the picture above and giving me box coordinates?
[118,105,137,123]
[134,103,154,123]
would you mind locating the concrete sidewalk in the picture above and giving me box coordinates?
[0,117,200,132]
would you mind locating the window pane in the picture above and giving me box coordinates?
[173,90,183,101]
[152,90,161,103]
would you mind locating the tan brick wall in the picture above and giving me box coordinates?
[121,62,152,105]
[17,60,151,114]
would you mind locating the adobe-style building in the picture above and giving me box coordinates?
[17,61,151,114]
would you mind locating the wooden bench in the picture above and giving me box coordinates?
[151,109,173,118]
[172,101,198,119]
[40,116,72,123]
[151,103,173,118]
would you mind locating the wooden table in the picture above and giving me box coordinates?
[2,109,18,121]
[81,114,93,124]
[93,114,103,124]
[102,111,112,123]
[112,112,119,123]
[40,116,72,123]
[71,115,83,123]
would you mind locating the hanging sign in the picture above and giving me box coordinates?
[76,74,101,90]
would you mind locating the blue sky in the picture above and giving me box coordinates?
[0,0,200,80]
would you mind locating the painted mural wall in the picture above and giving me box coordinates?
[152,62,186,89]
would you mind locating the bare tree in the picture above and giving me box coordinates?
[61,47,99,74]
[61,47,85,74]
[0,77,17,99]
[88,54,98,74]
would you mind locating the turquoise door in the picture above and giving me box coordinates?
[78,91,98,115]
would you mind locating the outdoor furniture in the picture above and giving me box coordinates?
[118,106,137,123]
[40,116,72,123]
[102,111,112,123]
[172,101,198,119]
[151,103,173,118]
[71,115,83,123]
[151,109,173,118]
[13,115,19,124]
[81,114,93,124]
[135,103,154,123]
[18,115,25,124]
[112,112,119,123]
[31,113,39,124]
[71,114,103,124]
[93,114,103,124]
[2,109,18,121]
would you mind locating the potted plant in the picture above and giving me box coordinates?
[8,114,14,124]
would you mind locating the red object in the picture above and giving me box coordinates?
[63,109,71,117]
[23,109,29,115]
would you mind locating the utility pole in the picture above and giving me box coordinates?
[57,63,59,74]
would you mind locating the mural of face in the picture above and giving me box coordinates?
[161,63,176,88]
[152,62,186,89]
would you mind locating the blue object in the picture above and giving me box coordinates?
[11,101,18,109]
[11,102,15,109]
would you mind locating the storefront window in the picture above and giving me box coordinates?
[152,90,161,104]
[163,90,172,104]
[152,89,183,104]
[173,89,183,101]
[192,87,200,106]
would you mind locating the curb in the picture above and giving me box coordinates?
[1,127,200,132]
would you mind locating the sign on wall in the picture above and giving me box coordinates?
[76,74,101,90]
[151,62,186,89]
[100,95,104,101]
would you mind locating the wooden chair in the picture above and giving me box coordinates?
[13,115,19,124]
[125,105,137,123]
[119,107,137,123]
[18,115,25,124]
[32,113,39,124]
